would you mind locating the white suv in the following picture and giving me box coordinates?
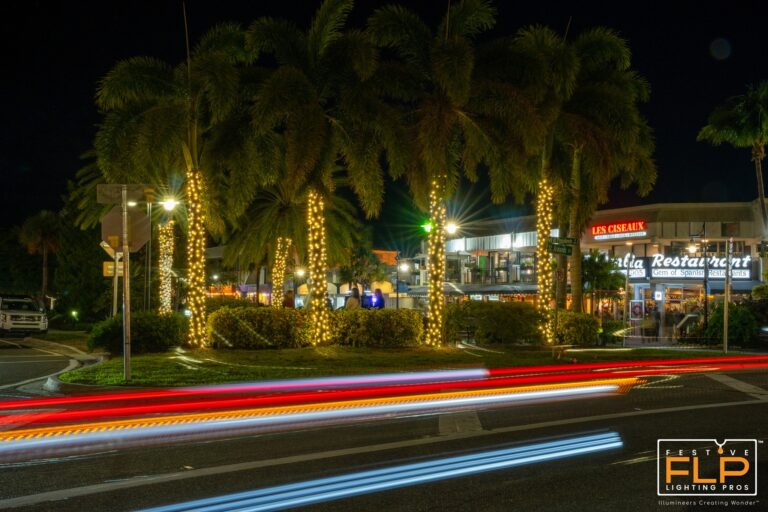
[0,297,48,336]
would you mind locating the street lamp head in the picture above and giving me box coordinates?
[127,200,138,207]
[212,274,219,281]
[445,221,458,235]
[687,241,698,254]
[161,198,179,211]
[296,268,306,278]
[398,262,410,273]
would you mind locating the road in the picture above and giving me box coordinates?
[0,368,766,511]
[0,338,74,394]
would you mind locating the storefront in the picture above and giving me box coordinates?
[439,200,766,308]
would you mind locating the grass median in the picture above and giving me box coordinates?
[58,345,729,387]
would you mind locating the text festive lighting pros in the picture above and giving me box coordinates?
[158,221,175,315]
[185,167,207,346]
[307,189,330,344]
[272,236,291,308]
[536,178,554,343]
[426,177,447,346]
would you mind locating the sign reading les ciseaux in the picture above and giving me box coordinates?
[591,220,647,240]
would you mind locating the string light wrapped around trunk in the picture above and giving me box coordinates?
[158,221,175,315]
[186,167,207,346]
[307,189,330,345]
[271,237,291,308]
[536,178,555,343]
[425,177,447,346]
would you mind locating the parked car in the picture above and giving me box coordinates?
[0,295,48,336]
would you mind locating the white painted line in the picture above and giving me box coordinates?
[706,373,768,400]
[0,340,22,348]
[439,411,484,435]
[0,360,68,364]
[0,397,765,509]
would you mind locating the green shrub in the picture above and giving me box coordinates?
[208,307,309,349]
[445,301,541,345]
[751,284,768,300]
[705,302,758,347]
[206,296,263,315]
[88,312,186,354]
[599,319,626,345]
[555,311,599,345]
[331,309,423,347]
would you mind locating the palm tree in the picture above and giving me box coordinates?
[246,0,391,343]
[223,178,362,308]
[505,26,655,320]
[94,23,271,345]
[19,210,61,304]
[557,28,656,312]
[698,82,768,236]
[368,0,534,345]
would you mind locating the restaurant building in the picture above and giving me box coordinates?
[435,200,765,319]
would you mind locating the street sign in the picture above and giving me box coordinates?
[96,184,152,205]
[547,242,572,256]
[103,261,125,277]
[548,236,578,246]
[101,206,151,252]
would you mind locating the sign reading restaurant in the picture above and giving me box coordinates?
[614,254,754,280]
[591,220,647,240]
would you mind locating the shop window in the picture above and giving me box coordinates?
[722,222,740,237]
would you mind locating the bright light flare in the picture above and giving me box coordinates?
[160,198,178,211]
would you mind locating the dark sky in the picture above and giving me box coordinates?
[2,1,767,250]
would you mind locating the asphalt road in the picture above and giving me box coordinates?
[0,338,73,391]
[1,369,767,511]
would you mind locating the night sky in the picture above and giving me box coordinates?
[2,1,766,251]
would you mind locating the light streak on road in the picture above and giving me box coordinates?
[141,431,623,512]
[0,380,636,463]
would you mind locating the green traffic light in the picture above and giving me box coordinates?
[421,221,433,233]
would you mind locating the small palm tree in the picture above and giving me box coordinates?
[698,82,768,235]
[19,211,61,303]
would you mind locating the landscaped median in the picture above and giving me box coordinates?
[59,345,728,387]
[55,302,750,388]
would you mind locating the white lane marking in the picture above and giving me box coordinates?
[0,340,22,348]
[0,397,765,509]
[706,373,768,400]
[439,411,483,435]
[0,358,78,390]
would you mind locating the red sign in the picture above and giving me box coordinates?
[591,220,646,237]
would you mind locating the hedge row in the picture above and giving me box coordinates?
[208,307,424,349]
[88,312,187,354]
[445,301,541,345]
[554,311,599,345]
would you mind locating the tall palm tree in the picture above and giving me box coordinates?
[19,210,61,304]
[94,23,271,345]
[557,28,656,312]
[698,82,768,236]
[246,0,391,343]
[368,0,535,345]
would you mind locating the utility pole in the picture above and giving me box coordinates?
[121,185,132,381]
[723,237,733,354]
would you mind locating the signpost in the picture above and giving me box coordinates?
[98,184,152,382]
[547,242,572,256]
[548,236,578,246]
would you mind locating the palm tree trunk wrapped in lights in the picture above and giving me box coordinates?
[425,178,447,346]
[271,236,291,308]
[307,189,331,344]
[185,167,207,346]
[536,177,555,343]
[158,220,175,315]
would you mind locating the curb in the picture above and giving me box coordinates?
[17,336,110,395]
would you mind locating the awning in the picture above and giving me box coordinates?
[708,280,763,293]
